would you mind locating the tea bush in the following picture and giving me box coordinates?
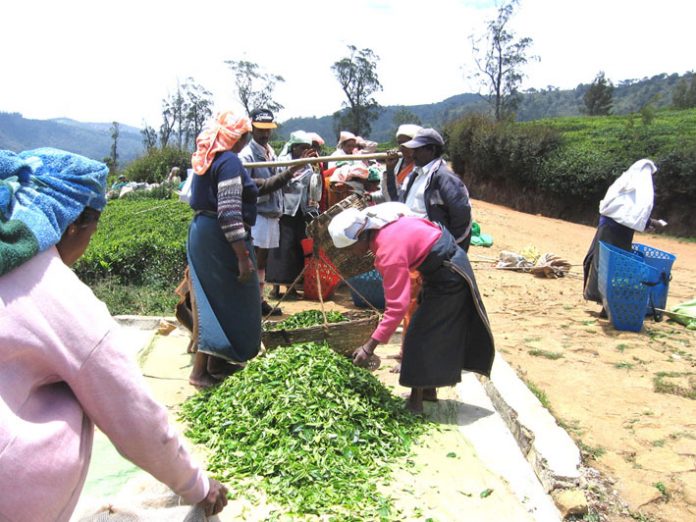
[122,147,192,184]
[74,196,192,313]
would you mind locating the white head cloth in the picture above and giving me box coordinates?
[395,124,423,139]
[599,158,657,231]
[328,202,414,248]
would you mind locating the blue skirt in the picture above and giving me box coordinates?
[187,213,261,362]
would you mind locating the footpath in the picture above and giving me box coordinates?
[72,296,586,521]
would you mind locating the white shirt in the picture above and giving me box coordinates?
[599,159,656,231]
[403,158,438,217]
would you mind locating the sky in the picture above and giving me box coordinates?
[2,0,694,130]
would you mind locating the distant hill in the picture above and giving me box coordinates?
[1,72,688,163]
[0,112,143,164]
[280,72,687,143]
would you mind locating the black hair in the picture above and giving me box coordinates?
[74,207,101,228]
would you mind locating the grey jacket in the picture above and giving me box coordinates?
[239,140,283,218]
[278,161,321,217]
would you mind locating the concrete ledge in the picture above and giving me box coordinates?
[114,315,178,330]
[479,355,582,492]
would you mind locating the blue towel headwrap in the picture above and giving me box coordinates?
[0,147,108,276]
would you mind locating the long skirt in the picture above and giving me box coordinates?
[266,213,307,285]
[187,213,261,362]
[582,217,635,303]
[400,228,495,388]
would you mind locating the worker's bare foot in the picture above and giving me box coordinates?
[188,374,219,390]
[207,357,243,380]
[422,387,438,402]
[406,388,424,415]
[390,362,401,374]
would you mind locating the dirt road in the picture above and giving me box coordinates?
[467,199,695,522]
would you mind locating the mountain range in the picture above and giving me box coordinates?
[0,72,686,164]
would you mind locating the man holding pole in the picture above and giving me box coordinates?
[239,108,283,316]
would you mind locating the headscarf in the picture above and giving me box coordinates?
[396,124,422,139]
[307,132,324,146]
[337,131,357,147]
[191,111,252,175]
[599,159,657,231]
[328,202,414,248]
[0,147,108,276]
[278,130,313,159]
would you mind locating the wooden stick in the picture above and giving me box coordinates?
[242,152,401,169]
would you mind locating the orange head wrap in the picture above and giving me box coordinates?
[191,111,252,175]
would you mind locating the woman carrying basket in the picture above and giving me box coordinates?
[582,158,667,316]
[328,203,495,414]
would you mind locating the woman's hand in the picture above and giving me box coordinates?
[237,255,255,284]
[198,478,228,516]
[384,149,400,172]
[352,339,378,368]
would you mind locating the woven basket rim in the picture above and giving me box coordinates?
[262,309,379,334]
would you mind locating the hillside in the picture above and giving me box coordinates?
[0,71,689,161]
[0,112,143,163]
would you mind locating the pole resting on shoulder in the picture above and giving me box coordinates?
[242,152,402,169]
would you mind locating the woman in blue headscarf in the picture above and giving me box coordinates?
[0,148,228,520]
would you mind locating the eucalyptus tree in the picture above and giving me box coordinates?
[225,59,284,115]
[582,71,614,116]
[469,0,538,121]
[331,45,383,137]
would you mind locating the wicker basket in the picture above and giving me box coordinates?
[262,310,379,357]
[306,194,375,279]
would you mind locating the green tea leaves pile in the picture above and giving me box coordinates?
[264,309,348,331]
[180,342,427,519]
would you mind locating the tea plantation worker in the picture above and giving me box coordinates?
[583,158,667,316]
[399,127,473,251]
[327,130,358,167]
[188,110,265,389]
[328,202,495,414]
[374,123,422,202]
[0,148,228,521]
[267,131,322,298]
[239,108,284,316]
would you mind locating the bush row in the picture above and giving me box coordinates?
[75,196,192,288]
[446,109,696,235]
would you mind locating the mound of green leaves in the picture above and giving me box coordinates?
[180,342,428,519]
[264,310,348,331]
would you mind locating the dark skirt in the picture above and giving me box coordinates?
[399,228,495,388]
[266,213,308,285]
[582,217,635,303]
[187,213,261,362]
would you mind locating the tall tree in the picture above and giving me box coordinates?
[469,0,538,121]
[159,105,174,149]
[582,71,614,115]
[141,123,158,151]
[225,60,284,115]
[331,45,383,137]
[182,78,213,149]
[392,107,422,128]
[109,121,119,173]
[672,73,696,109]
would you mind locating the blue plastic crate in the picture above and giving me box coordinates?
[348,269,385,309]
[632,243,676,313]
[598,241,660,332]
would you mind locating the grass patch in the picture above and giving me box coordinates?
[653,371,696,399]
[651,439,666,447]
[528,349,564,360]
[523,379,552,410]
[654,481,669,499]
[615,343,630,353]
[614,361,635,370]
[578,440,606,460]
[89,277,178,316]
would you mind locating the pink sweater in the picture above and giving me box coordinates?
[370,217,441,343]
[0,248,208,522]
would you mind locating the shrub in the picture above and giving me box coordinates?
[122,147,192,184]
[75,197,192,287]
